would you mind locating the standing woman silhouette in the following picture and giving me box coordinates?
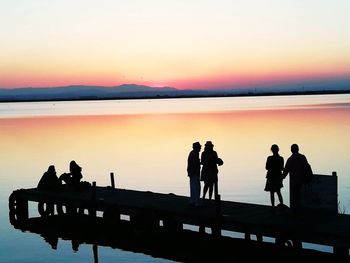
[200,141,223,200]
[59,160,83,190]
[264,144,284,207]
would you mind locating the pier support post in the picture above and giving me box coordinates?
[215,194,222,217]
[199,225,205,234]
[103,206,121,223]
[333,246,349,256]
[256,234,263,243]
[90,182,97,217]
[214,182,219,200]
[162,214,182,232]
[245,233,262,243]
[9,191,29,224]
[212,194,222,237]
[131,211,159,232]
[110,172,115,189]
[93,244,98,263]
[16,198,28,222]
[92,182,96,200]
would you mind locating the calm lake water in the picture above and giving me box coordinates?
[1,94,350,262]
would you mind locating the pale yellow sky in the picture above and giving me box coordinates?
[1,0,350,89]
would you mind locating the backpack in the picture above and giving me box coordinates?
[303,163,313,184]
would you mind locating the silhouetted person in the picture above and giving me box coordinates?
[72,239,80,252]
[283,144,310,212]
[37,165,61,191]
[187,141,202,206]
[42,233,59,250]
[200,141,224,200]
[59,160,83,190]
[264,144,284,207]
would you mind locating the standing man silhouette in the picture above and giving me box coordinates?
[187,142,202,206]
[283,144,310,212]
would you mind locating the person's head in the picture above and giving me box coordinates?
[192,141,201,151]
[70,160,81,172]
[291,144,299,154]
[271,144,279,154]
[48,165,56,174]
[70,160,77,169]
[204,141,214,151]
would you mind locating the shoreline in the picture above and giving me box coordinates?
[0,89,349,103]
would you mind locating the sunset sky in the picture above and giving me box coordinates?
[1,0,350,90]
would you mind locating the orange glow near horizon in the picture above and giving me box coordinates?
[1,68,350,89]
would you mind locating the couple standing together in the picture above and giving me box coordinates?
[187,141,224,207]
[265,143,312,211]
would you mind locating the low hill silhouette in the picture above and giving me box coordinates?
[0,83,349,102]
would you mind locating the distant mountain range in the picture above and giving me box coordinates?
[0,84,349,102]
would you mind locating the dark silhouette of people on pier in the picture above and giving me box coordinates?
[59,160,83,190]
[200,141,223,200]
[264,144,284,207]
[187,141,202,206]
[283,144,312,212]
[37,165,61,191]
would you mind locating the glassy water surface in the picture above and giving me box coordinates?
[1,94,350,262]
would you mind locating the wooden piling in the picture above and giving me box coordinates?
[90,182,97,217]
[92,181,96,200]
[213,194,222,237]
[110,173,115,189]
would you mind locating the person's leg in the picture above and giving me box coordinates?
[189,177,195,204]
[194,177,201,205]
[277,190,283,205]
[214,181,219,199]
[202,183,209,199]
[208,183,213,200]
[270,191,275,206]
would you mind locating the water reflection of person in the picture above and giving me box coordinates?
[200,141,223,200]
[264,144,284,207]
[187,141,202,207]
[59,160,83,189]
[72,239,80,252]
[42,232,59,250]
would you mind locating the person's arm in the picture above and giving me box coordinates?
[215,152,224,166]
[282,159,289,178]
[187,152,194,175]
[265,157,270,171]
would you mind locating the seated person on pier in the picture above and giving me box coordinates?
[59,160,83,190]
[37,165,61,191]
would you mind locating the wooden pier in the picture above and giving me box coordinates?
[8,178,350,258]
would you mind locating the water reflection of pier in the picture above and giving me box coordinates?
[9,215,345,262]
[8,173,350,260]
